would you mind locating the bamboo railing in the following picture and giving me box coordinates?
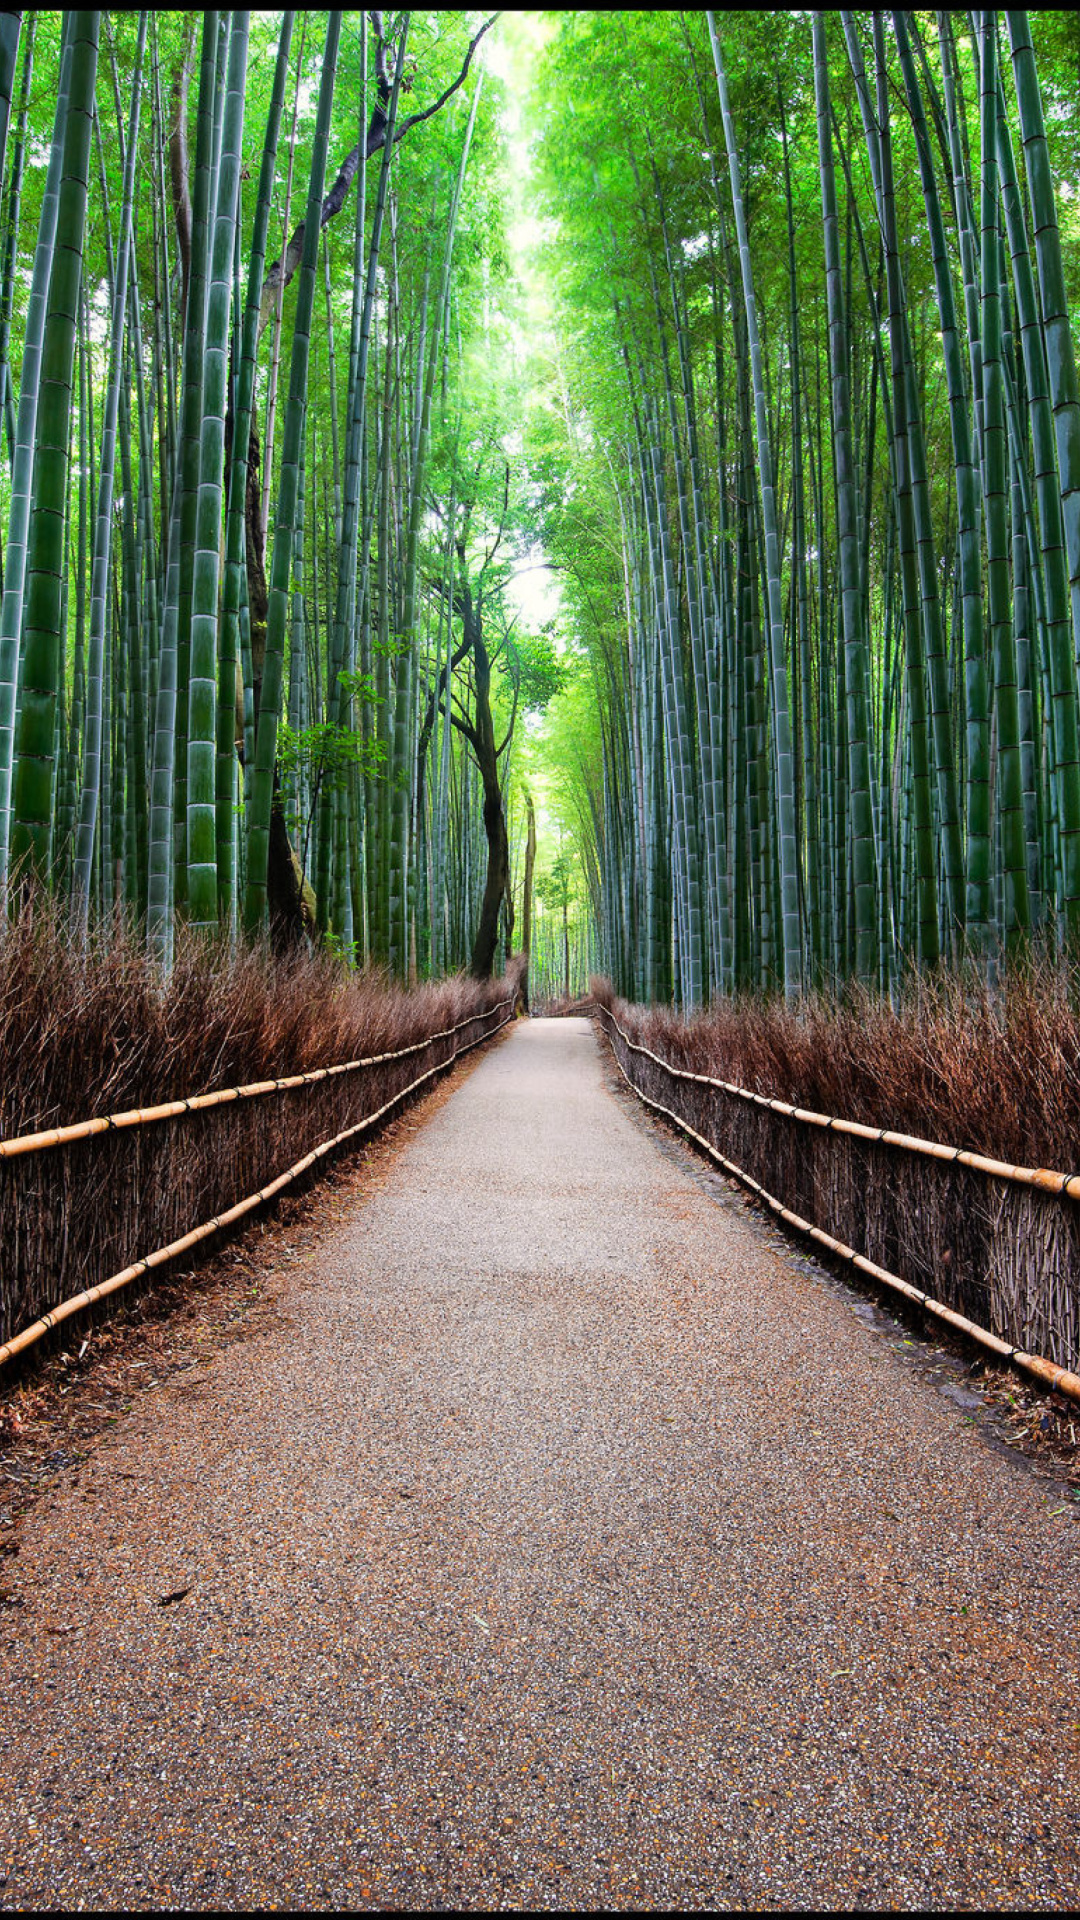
[0,994,513,1367]
[597,1003,1080,1406]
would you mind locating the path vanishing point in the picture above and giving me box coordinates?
[2,1017,1079,1910]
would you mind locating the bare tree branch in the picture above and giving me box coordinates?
[393,13,499,143]
[481,460,511,577]
[369,10,390,93]
[258,13,499,336]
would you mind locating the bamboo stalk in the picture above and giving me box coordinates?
[0,20,71,891]
[9,14,100,888]
[244,11,340,936]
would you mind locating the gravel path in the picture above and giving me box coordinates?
[2,1015,1079,1911]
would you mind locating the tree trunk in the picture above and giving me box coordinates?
[520,790,536,1009]
[268,781,313,948]
[460,585,508,981]
[470,763,509,981]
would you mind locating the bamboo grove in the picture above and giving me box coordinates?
[4,12,1080,1013]
[529,11,1080,1004]
[0,10,561,982]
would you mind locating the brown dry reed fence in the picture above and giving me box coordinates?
[592,970,1080,1394]
[0,903,522,1357]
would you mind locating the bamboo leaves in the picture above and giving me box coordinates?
[530,9,1080,1002]
[1,9,1079,1009]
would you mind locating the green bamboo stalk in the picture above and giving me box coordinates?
[814,14,878,985]
[708,11,801,996]
[1007,13,1080,685]
[979,12,1029,950]
[259,14,306,551]
[843,12,939,966]
[0,19,71,891]
[109,560,124,910]
[62,301,89,903]
[71,16,146,930]
[391,54,481,976]
[10,14,100,890]
[244,11,341,937]
[894,9,984,954]
[366,328,393,966]
[147,458,183,962]
[0,14,33,468]
[938,15,984,469]
[215,12,293,931]
[149,16,175,520]
[0,11,21,195]
[318,13,401,935]
[172,12,219,919]
[50,439,71,892]
[879,22,963,955]
[186,11,248,932]
[1011,439,1043,929]
[1000,15,1080,935]
[118,371,147,914]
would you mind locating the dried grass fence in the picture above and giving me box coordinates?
[595,996,1080,1404]
[0,973,515,1366]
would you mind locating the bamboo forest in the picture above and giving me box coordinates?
[8,18,1080,1911]
[2,8,1080,1002]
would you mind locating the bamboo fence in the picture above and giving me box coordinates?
[597,1003,1080,1404]
[0,992,513,1365]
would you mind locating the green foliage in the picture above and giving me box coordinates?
[514,10,1080,1000]
[4,8,1080,1003]
[501,628,565,713]
[535,848,574,913]
[278,718,385,795]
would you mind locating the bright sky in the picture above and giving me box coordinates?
[482,12,565,644]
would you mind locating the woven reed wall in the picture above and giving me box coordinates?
[598,1006,1080,1374]
[0,995,509,1350]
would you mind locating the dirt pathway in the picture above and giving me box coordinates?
[2,1016,1079,1910]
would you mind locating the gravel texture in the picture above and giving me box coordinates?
[1,1014,1079,1911]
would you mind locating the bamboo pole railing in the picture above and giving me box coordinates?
[597,1006,1080,1199]
[0,995,513,1371]
[597,1003,1080,1408]
[0,1000,513,1160]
